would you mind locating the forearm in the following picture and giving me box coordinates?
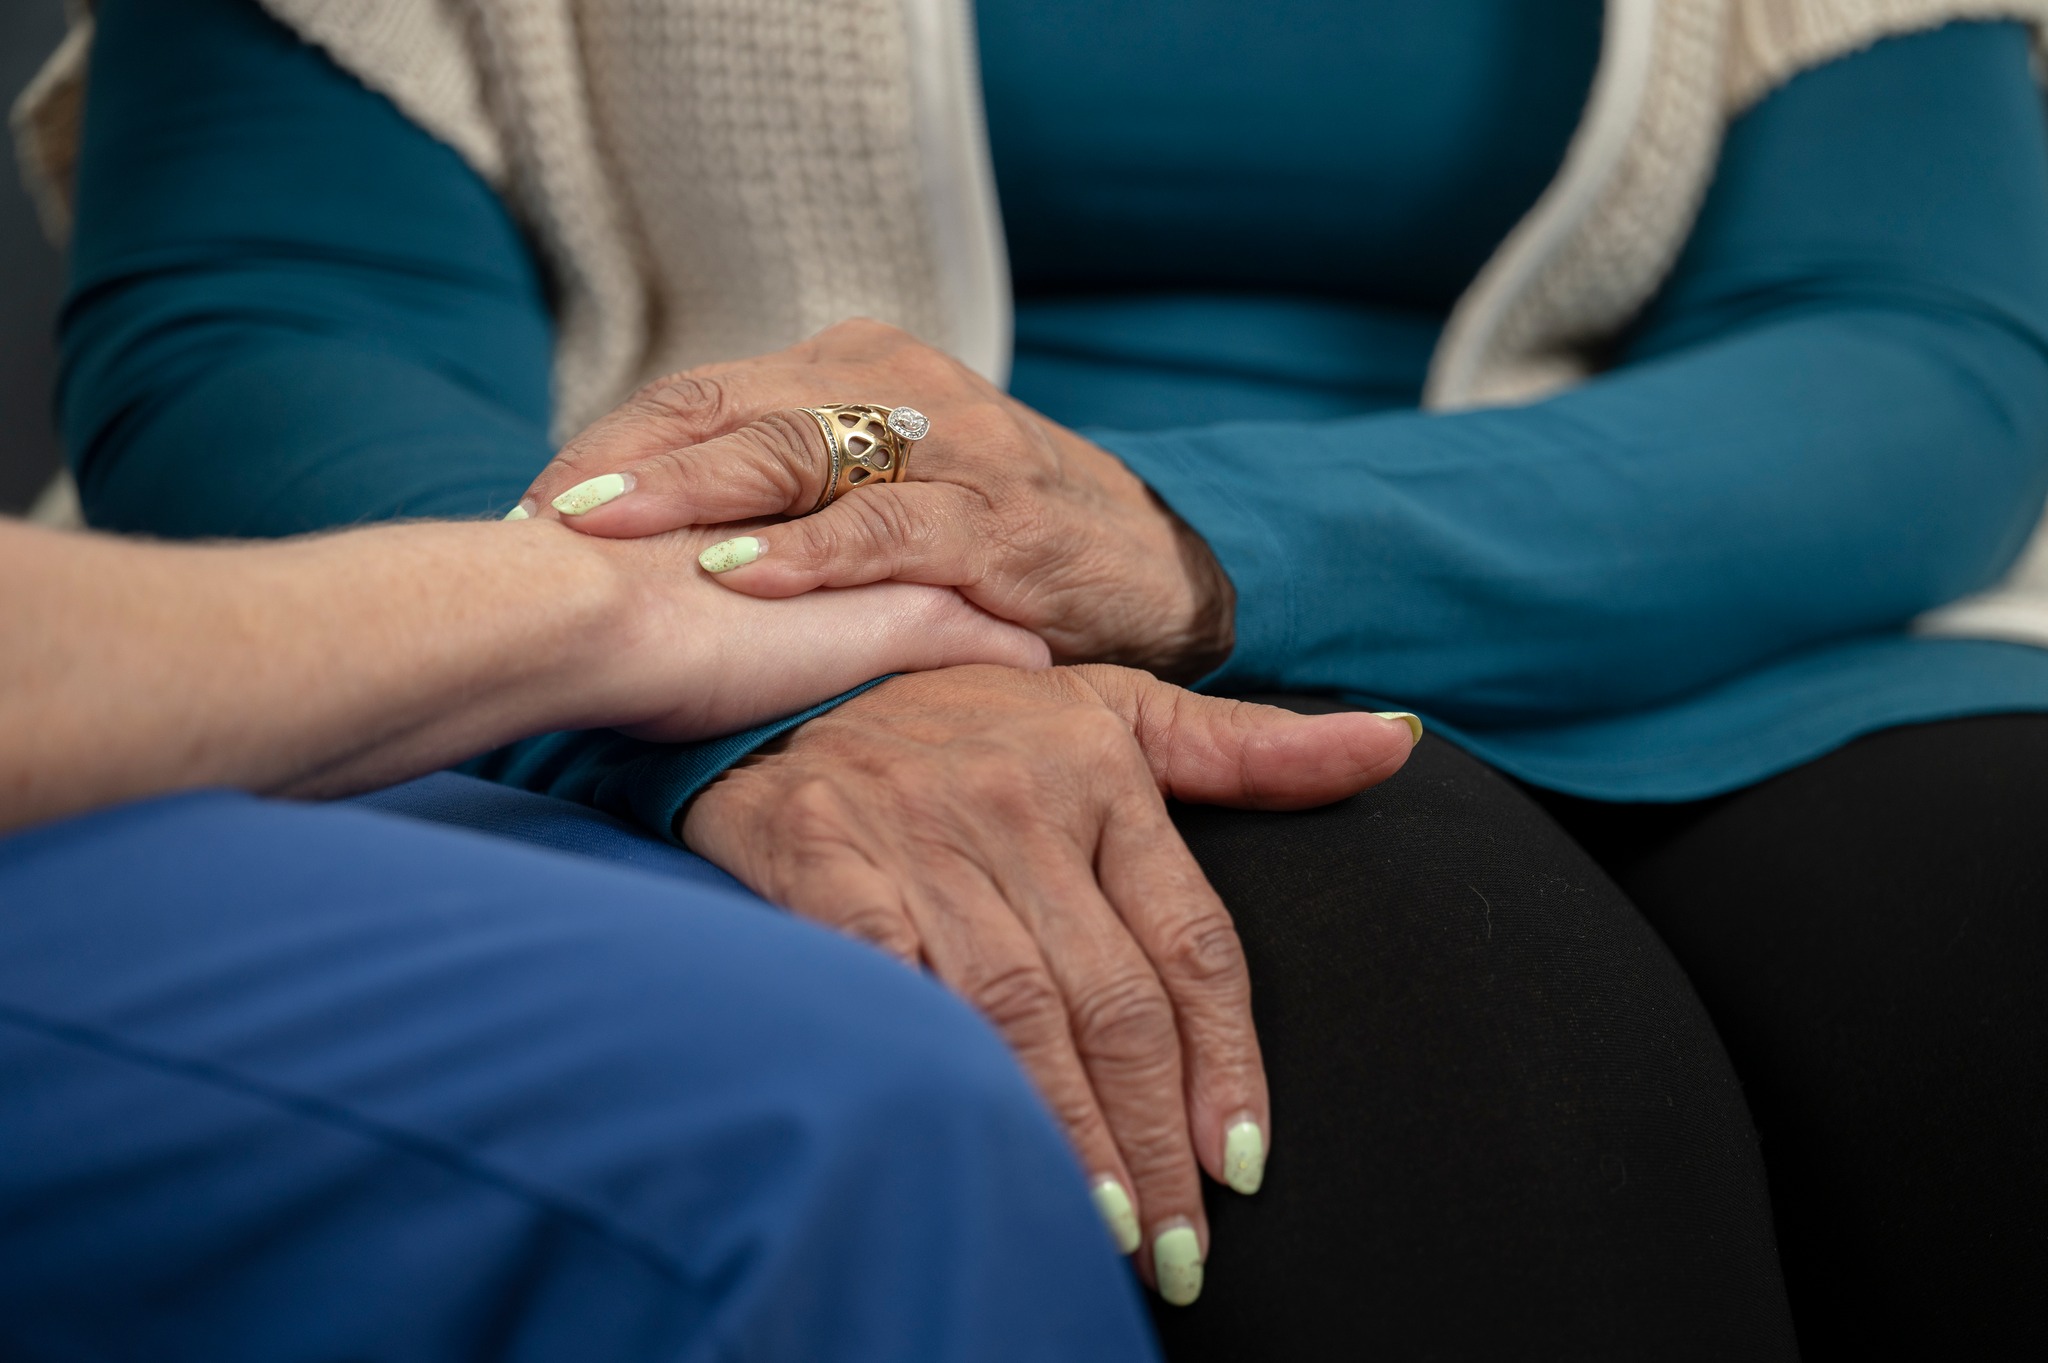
[1104,20,2048,719]
[1102,302,2048,721]
[64,335,550,538]
[64,0,555,537]
[0,520,623,831]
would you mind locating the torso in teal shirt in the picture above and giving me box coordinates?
[984,0,1602,424]
[60,0,2048,819]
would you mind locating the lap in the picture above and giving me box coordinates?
[1162,702,2041,1360]
[1161,712,1797,1360]
[0,790,1150,1363]
[1539,714,2048,1358]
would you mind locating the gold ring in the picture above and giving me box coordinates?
[799,404,927,514]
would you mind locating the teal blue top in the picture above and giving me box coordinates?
[60,0,2048,830]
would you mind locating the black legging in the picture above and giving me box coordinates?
[1156,708,2047,1362]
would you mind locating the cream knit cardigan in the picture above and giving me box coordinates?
[17,0,2048,645]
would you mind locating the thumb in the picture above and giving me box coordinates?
[1075,665,1422,809]
[864,584,1053,674]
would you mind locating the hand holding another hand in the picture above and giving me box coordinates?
[513,319,1236,681]
[514,519,1048,743]
[517,325,1423,1304]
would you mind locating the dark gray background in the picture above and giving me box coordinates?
[2,3,71,515]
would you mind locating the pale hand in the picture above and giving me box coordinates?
[548,520,1051,742]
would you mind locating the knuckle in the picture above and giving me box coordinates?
[836,905,919,961]
[968,961,1069,1042]
[954,755,1044,823]
[1063,707,1138,768]
[1157,912,1249,991]
[1070,971,1178,1061]
[631,442,701,491]
[822,485,920,556]
[952,400,1019,449]
[900,342,959,388]
[751,409,832,497]
[633,370,732,434]
[1039,1086,1112,1149]
[778,779,856,847]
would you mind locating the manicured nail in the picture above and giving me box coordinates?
[1090,1176,1142,1255]
[551,472,632,516]
[502,503,531,521]
[699,536,764,574]
[1097,1170,1146,1244]
[1153,1221,1204,1307]
[1374,711,1424,745]
[1223,1116,1266,1195]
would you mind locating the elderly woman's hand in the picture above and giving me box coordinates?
[682,663,1417,1302]
[512,320,1235,680]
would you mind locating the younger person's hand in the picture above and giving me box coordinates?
[537,518,1051,743]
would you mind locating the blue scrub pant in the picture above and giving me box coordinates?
[0,778,1157,1362]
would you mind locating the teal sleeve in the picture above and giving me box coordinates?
[1097,22,2048,725]
[61,0,848,836]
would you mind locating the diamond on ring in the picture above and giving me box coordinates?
[800,403,917,515]
[887,406,930,441]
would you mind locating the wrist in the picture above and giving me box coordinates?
[479,518,643,732]
[1097,454,1236,680]
[1157,496,1236,683]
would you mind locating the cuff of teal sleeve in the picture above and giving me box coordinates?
[462,677,890,844]
[1086,427,1298,692]
[616,678,890,839]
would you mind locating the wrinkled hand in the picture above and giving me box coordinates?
[682,664,1419,1301]
[513,320,1236,680]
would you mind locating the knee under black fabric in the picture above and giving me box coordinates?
[1538,714,2048,1361]
[1158,715,1799,1361]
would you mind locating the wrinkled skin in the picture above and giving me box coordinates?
[520,323,1416,1293]
[517,319,1236,679]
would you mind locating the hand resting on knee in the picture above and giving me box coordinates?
[509,341,1426,1302]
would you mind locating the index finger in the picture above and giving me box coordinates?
[535,409,839,536]
[1096,785,1271,1201]
[507,369,813,527]
[984,831,1215,1304]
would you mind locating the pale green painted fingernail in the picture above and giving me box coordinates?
[1374,710,1424,745]
[699,536,764,574]
[1223,1117,1266,1195]
[1090,1176,1142,1255]
[551,473,632,516]
[1153,1223,1204,1306]
[502,503,531,521]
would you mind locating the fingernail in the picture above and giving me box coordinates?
[1223,1116,1266,1195]
[552,473,632,516]
[502,502,531,521]
[699,536,764,573]
[1153,1221,1204,1306]
[1090,1176,1142,1255]
[1374,711,1424,745]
